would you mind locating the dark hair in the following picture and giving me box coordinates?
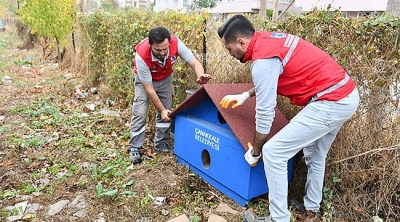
[217,15,255,44]
[148,26,171,45]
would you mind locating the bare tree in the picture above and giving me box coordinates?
[272,0,279,21]
[276,0,295,20]
[259,0,267,18]
[386,0,400,16]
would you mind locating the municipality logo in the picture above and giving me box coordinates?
[271,32,287,38]
[171,55,177,62]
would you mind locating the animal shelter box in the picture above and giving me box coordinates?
[169,84,294,206]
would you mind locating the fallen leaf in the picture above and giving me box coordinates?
[342,194,347,203]
[353,206,363,213]
[85,141,94,147]
[22,213,36,219]
[32,192,42,196]
[0,160,12,167]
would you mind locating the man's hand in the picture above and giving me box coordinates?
[244,142,261,167]
[196,74,212,85]
[161,110,171,122]
[220,92,250,109]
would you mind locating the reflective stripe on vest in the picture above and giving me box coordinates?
[309,73,350,103]
[282,35,300,66]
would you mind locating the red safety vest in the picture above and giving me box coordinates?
[133,36,179,81]
[243,32,356,106]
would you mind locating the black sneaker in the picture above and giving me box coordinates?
[289,199,306,214]
[154,144,171,153]
[129,148,142,164]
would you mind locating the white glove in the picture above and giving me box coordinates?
[244,142,261,167]
[220,92,250,109]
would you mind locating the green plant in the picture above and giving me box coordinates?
[121,190,135,197]
[20,181,38,194]
[11,99,62,129]
[31,170,46,180]
[172,206,185,216]
[121,180,134,189]
[134,184,155,211]
[0,189,17,200]
[58,171,73,181]
[322,186,334,221]
[47,164,62,175]
[180,184,190,194]
[246,200,269,218]
[0,124,8,134]
[12,59,32,66]
[44,185,55,194]
[95,182,117,199]
[322,166,342,221]
[1,206,22,218]
[189,215,201,222]
[120,180,136,197]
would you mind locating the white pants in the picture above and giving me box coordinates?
[263,88,360,222]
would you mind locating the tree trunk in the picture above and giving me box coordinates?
[259,0,267,18]
[386,0,400,16]
[272,0,280,21]
[18,27,35,50]
[56,38,61,64]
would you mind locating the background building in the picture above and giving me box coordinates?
[152,0,389,18]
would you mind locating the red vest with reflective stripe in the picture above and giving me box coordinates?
[133,36,179,81]
[243,32,356,106]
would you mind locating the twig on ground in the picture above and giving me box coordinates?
[63,76,81,88]
[331,144,400,164]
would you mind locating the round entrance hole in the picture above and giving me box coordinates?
[201,149,211,169]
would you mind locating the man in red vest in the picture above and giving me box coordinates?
[218,15,359,222]
[129,26,211,164]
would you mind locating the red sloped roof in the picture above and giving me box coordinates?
[169,83,289,151]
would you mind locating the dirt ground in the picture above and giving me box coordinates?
[0,28,311,222]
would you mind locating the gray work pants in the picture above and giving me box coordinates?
[128,74,173,152]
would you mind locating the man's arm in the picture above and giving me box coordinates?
[245,87,256,97]
[187,58,211,84]
[142,82,171,122]
[251,57,283,156]
[177,38,211,84]
[252,132,268,156]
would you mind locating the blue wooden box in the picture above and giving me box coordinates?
[170,84,294,206]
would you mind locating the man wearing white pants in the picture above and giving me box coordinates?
[218,15,360,222]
